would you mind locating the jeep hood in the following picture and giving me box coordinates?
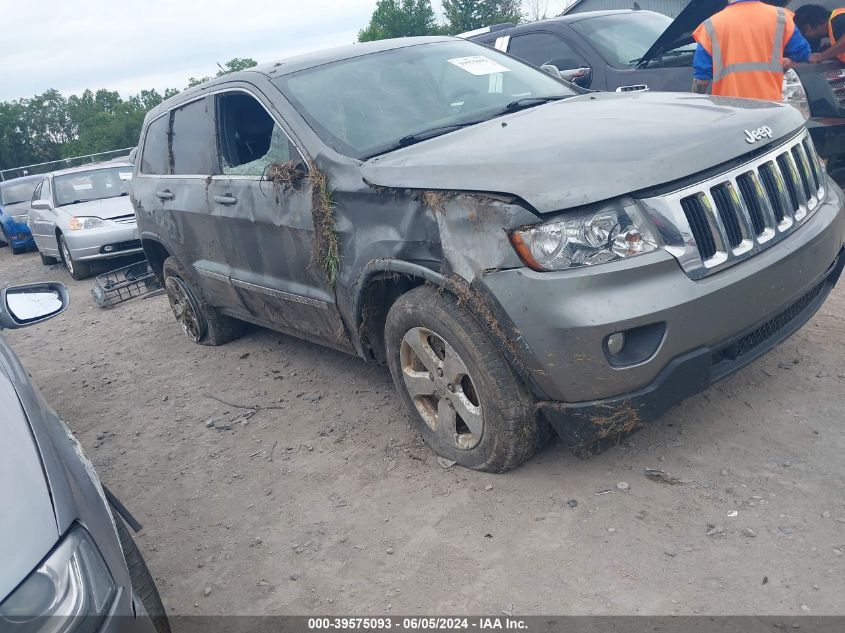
[638,0,789,67]
[360,92,806,214]
[0,366,58,603]
[60,195,135,220]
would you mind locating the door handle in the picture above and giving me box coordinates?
[214,194,238,206]
[156,190,174,200]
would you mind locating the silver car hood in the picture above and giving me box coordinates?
[360,92,806,214]
[0,368,58,602]
[61,195,135,220]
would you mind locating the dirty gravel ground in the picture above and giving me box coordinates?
[2,246,845,617]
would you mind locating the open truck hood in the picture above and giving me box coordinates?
[638,0,789,67]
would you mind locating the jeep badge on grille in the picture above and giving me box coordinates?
[744,126,774,144]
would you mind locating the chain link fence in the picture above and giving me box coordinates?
[0,147,135,182]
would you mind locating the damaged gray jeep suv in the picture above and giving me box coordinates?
[132,37,845,472]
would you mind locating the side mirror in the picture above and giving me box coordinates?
[31,200,53,211]
[559,67,593,88]
[540,64,562,79]
[0,283,69,330]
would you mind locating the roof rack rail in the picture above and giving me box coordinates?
[456,23,516,39]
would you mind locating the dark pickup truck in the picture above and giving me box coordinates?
[467,1,845,183]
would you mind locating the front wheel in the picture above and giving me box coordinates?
[385,285,547,472]
[58,234,91,280]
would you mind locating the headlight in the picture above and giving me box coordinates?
[68,217,106,231]
[0,527,116,632]
[782,69,810,120]
[509,202,658,271]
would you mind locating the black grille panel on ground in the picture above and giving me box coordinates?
[681,196,717,260]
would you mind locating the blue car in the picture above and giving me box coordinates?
[0,175,42,254]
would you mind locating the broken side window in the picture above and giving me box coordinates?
[140,114,170,175]
[216,92,295,178]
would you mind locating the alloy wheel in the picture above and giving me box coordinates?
[399,327,483,450]
[60,238,74,276]
[165,276,204,342]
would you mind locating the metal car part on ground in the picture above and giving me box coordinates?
[0,282,169,632]
[131,36,845,471]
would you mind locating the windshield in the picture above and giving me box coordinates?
[0,180,39,205]
[53,166,133,207]
[274,40,577,159]
[569,12,695,67]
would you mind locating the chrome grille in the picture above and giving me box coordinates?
[111,214,137,225]
[639,131,826,280]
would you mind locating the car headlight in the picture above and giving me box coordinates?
[509,202,658,271]
[68,217,107,231]
[782,69,810,120]
[0,527,116,632]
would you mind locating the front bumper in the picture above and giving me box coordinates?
[478,185,845,454]
[63,224,142,261]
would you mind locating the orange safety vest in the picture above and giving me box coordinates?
[829,8,845,63]
[693,1,796,101]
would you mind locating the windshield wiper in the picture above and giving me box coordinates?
[366,121,485,158]
[502,95,569,111]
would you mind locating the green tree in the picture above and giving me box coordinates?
[358,0,438,42]
[442,0,523,34]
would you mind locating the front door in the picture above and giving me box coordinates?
[206,87,350,350]
[28,178,60,257]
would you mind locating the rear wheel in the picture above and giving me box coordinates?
[162,256,243,346]
[385,285,547,472]
[58,234,91,280]
[113,514,171,633]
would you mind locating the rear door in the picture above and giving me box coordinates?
[206,86,351,350]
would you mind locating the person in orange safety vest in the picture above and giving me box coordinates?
[691,0,812,101]
[793,5,845,63]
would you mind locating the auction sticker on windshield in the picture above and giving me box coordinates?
[447,56,510,76]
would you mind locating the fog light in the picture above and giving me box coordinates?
[607,332,626,356]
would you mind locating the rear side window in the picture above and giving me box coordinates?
[171,99,215,175]
[216,92,297,177]
[140,114,170,175]
[508,32,587,70]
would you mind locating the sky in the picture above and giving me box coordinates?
[0,0,570,102]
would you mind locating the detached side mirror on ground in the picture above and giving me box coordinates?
[31,200,53,212]
[0,282,69,329]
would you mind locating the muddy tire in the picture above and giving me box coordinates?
[58,234,92,280]
[385,284,546,472]
[162,256,243,346]
[113,514,171,633]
